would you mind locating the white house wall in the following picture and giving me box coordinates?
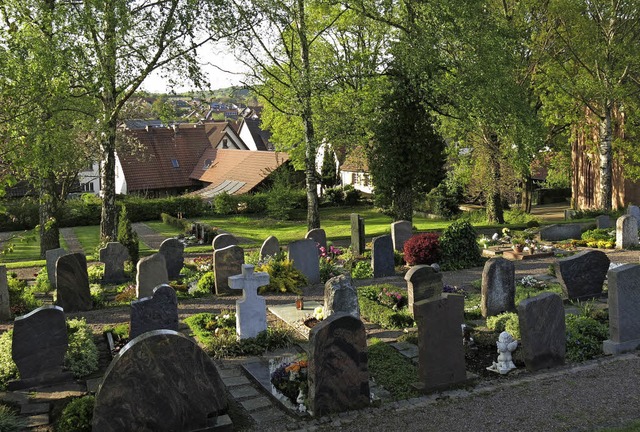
[341,170,373,195]
[238,122,258,151]
[113,154,128,195]
[77,162,101,195]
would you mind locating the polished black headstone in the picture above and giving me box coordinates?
[55,253,92,312]
[129,284,179,339]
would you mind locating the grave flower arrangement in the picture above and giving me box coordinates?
[376,286,407,310]
[204,311,237,337]
[318,244,345,283]
[270,354,309,411]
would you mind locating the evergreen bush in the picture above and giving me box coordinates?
[65,318,99,378]
[440,220,483,270]
[55,396,94,432]
[117,205,139,265]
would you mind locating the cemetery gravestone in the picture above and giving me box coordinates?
[391,220,412,252]
[9,305,73,390]
[229,264,269,339]
[414,294,467,393]
[350,213,365,256]
[129,284,179,340]
[45,247,66,288]
[260,235,280,260]
[405,265,443,316]
[595,215,612,229]
[56,253,92,312]
[288,239,320,285]
[214,245,245,295]
[616,215,639,249]
[136,254,169,299]
[212,233,238,250]
[158,238,185,280]
[0,265,9,320]
[628,205,640,221]
[324,275,359,319]
[539,224,582,241]
[308,313,369,416]
[555,250,609,300]
[92,330,228,432]
[517,292,565,371]
[306,228,327,250]
[371,235,395,278]
[481,258,516,317]
[99,242,129,284]
[603,264,640,354]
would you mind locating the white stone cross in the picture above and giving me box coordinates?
[229,264,270,339]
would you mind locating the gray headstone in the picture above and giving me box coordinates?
[564,209,577,220]
[372,235,395,278]
[259,235,280,260]
[324,275,359,319]
[9,305,73,390]
[212,233,237,250]
[158,238,185,280]
[308,313,369,416]
[539,224,582,241]
[603,264,640,354]
[92,330,227,432]
[517,292,565,371]
[214,245,245,295]
[391,220,412,252]
[136,254,169,299]
[405,265,443,315]
[350,214,365,256]
[229,264,270,339]
[129,285,179,340]
[305,228,327,250]
[99,242,129,284]
[555,250,610,300]
[56,253,92,312]
[628,205,640,221]
[616,215,639,249]
[288,239,320,285]
[414,294,467,393]
[481,258,516,317]
[45,248,67,288]
[0,265,9,320]
[595,215,612,229]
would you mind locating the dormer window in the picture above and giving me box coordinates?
[171,159,180,168]
[222,138,228,149]
[203,159,212,169]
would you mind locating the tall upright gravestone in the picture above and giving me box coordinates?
[481,258,516,317]
[350,214,365,256]
[391,220,412,252]
[555,250,609,300]
[136,254,169,299]
[260,235,280,260]
[212,233,237,250]
[518,293,565,371]
[306,228,327,250]
[0,265,10,320]
[288,239,320,284]
[158,238,185,280]
[99,242,129,284]
[129,285,179,340]
[324,275,360,319]
[405,265,442,316]
[603,264,640,354]
[371,235,395,278]
[56,253,92,312]
[214,245,245,295]
[616,215,639,249]
[45,247,67,288]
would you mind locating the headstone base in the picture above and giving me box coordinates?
[411,371,477,394]
[603,338,640,355]
[190,414,234,432]
[502,251,554,260]
[7,371,74,391]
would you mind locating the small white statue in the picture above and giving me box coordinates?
[491,233,500,241]
[296,389,307,413]
[487,331,518,375]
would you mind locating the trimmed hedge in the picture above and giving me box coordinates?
[357,286,414,329]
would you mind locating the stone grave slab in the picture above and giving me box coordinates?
[99,242,129,284]
[372,235,395,278]
[305,228,327,250]
[0,265,9,320]
[9,305,73,390]
[288,239,320,285]
[92,330,227,432]
[603,264,640,354]
[324,275,359,319]
[214,245,245,295]
[56,253,92,312]
[158,238,185,280]
[555,250,609,300]
[308,313,369,416]
[518,292,565,371]
[260,235,280,260]
[502,250,555,260]
[539,224,582,241]
[268,301,323,340]
[405,265,442,316]
[45,248,67,289]
[350,214,365,256]
[616,215,639,249]
[136,253,169,299]
[129,284,179,340]
[481,258,516,317]
[229,264,269,339]
[212,233,238,250]
[391,220,412,252]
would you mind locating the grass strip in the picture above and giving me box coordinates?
[368,338,420,400]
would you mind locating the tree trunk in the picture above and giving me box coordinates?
[522,176,533,213]
[485,132,505,224]
[392,185,413,222]
[598,103,613,211]
[38,175,60,258]
[100,122,118,241]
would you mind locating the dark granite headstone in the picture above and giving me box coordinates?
[595,215,612,229]
[405,265,442,315]
[517,292,565,371]
[214,245,245,295]
[603,264,640,354]
[555,250,609,300]
[9,305,73,390]
[45,247,67,288]
[539,224,582,241]
[99,242,129,284]
[324,275,359,319]
[616,215,639,249]
[628,205,640,221]
[129,285,179,340]
[212,233,238,250]
[136,254,169,299]
[371,235,395,278]
[288,239,320,284]
[260,235,280,260]
[305,228,327,250]
[0,265,9,320]
[56,253,92,312]
[414,294,467,393]
[350,214,365,256]
[158,238,185,280]
[481,258,516,317]
[308,313,369,416]
[92,330,228,432]
[391,220,412,252]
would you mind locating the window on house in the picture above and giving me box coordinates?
[171,159,180,168]
[203,159,212,169]
[82,182,94,192]
[351,173,357,184]
[222,138,228,149]
[363,173,370,186]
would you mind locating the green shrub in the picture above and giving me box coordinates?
[440,220,483,270]
[0,404,26,432]
[368,338,419,399]
[197,271,216,294]
[486,312,520,340]
[65,319,99,378]
[256,257,306,294]
[33,267,52,293]
[265,187,306,220]
[420,182,462,219]
[505,208,539,225]
[0,331,18,390]
[213,192,238,215]
[239,193,268,214]
[87,264,104,284]
[55,396,94,432]
[581,228,614,242]
[323,187,345,206]
[102,323,129,340]
[7,275,41,317]
[90,285,106,309]
[565,314,608,362]
[357,285,414,329]
[161,213,192,231]
[351,260,373,279]
[119,195,210,222]
[343,185,361,205]
[117,205,139,265]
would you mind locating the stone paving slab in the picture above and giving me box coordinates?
[240,396,272,412]
[229,385,260,399]
[21,403,49,415]
[222,375,251,387]
[250,408,288,424]
[26,413,50,427]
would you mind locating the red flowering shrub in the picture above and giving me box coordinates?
[403,233,441,265]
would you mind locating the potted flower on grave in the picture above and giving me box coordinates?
[511,237,526,253]
[270,355,309,412]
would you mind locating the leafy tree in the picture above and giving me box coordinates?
[151,96,177,124]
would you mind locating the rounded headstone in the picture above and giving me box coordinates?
[130,284,179,340]
[136,254,169,299]
[56,253,92,312]
[260,235,280,260]
[616,215,639,249]
[158,238,185,280]
[481,257,516,317]
[305,228,327,250]
[324,275,359,319]
[212,233,238,250]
